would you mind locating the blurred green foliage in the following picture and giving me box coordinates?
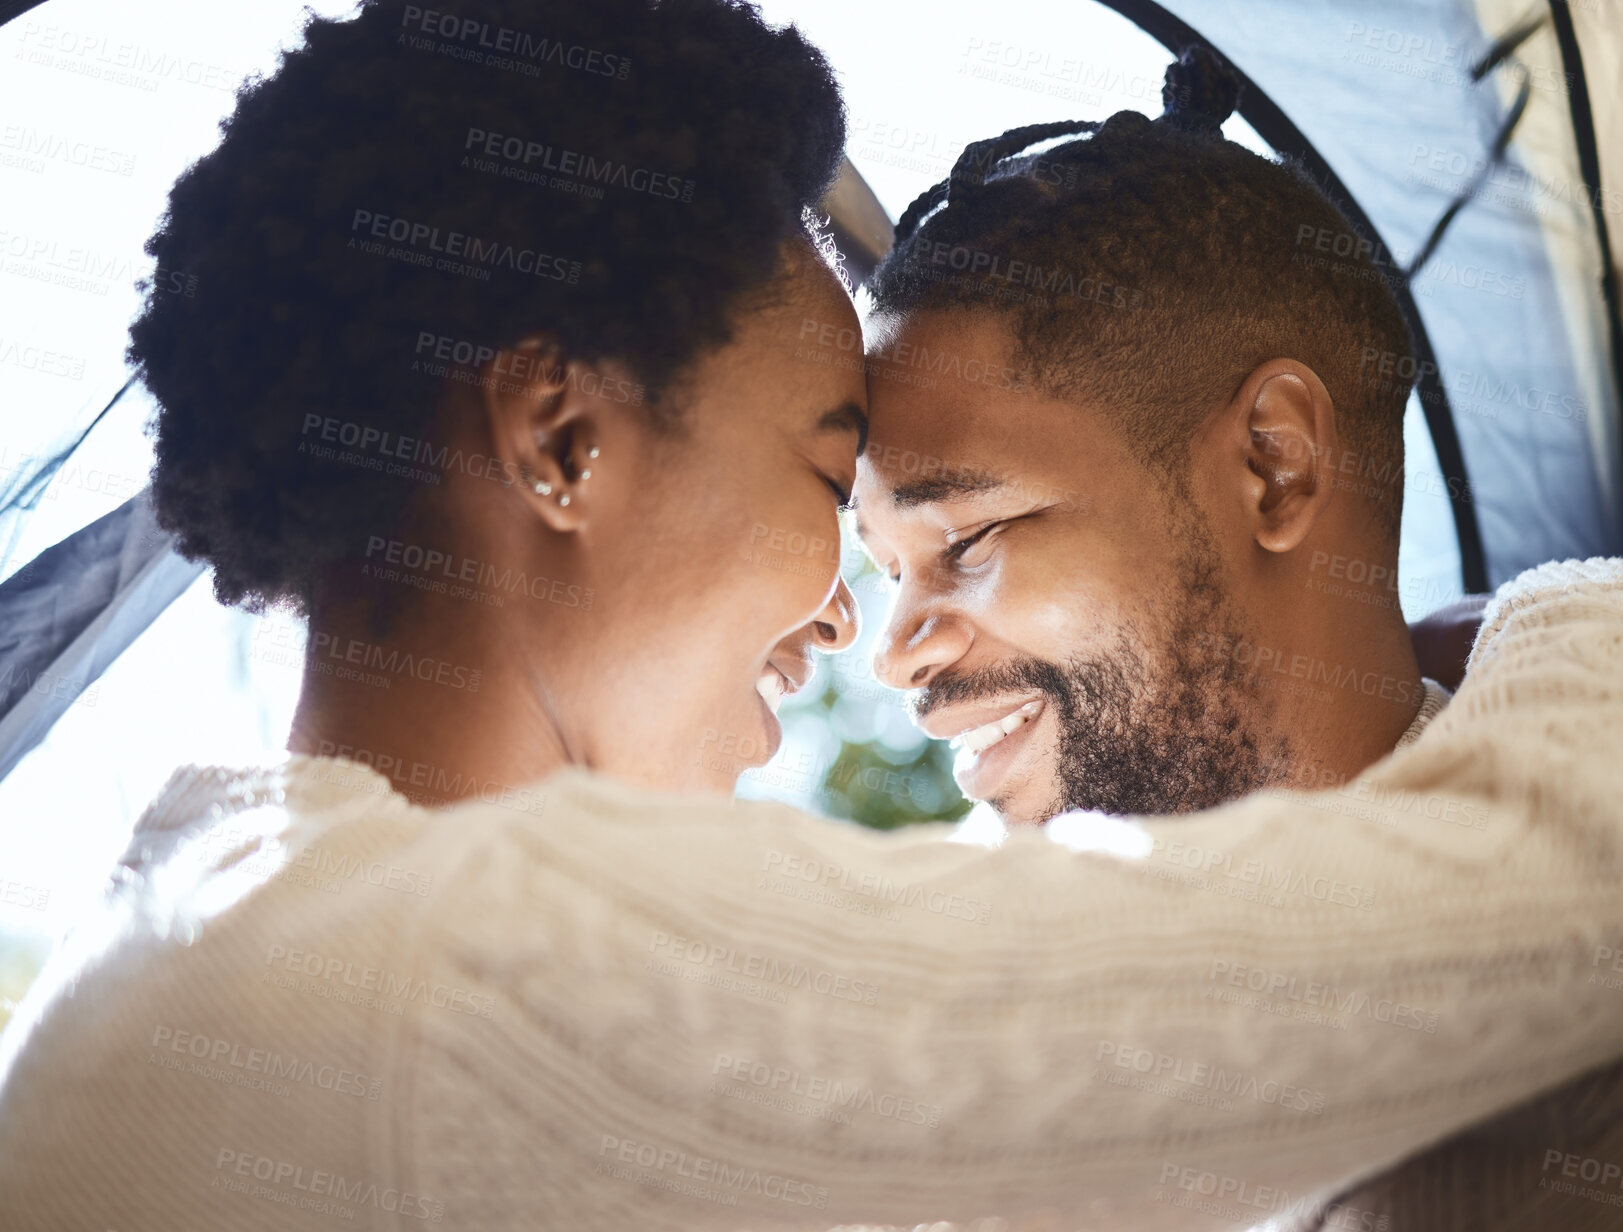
[811,682,970,830]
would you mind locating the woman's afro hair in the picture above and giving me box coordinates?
[129,0,845,612]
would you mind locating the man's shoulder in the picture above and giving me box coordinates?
[1470,556,1623,672]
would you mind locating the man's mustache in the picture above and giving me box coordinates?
[910,658,1073,726]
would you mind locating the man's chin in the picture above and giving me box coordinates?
[983,781,1064,828]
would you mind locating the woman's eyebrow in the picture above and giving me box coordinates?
[814,402,869,455]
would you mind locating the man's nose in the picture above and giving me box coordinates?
[872,593,970,691]
[809,576,860,654]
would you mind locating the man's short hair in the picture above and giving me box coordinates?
[867,54,1416,542]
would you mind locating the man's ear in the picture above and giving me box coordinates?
[481,335,609,532]
[1228,358,1337,554]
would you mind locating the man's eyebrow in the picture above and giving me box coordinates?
[889,468,1007,508]
[815,402,869,456]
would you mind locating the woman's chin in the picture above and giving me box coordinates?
[755,689,784,763]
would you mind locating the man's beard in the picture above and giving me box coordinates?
[916,544,1287,819]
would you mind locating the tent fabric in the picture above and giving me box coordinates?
[825,157,894,286]
[0,492,203,782]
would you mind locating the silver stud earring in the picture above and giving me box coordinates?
[558,493,571,507]
[519,464,552,497]
[586,445,600,459]
[578,468,592,481]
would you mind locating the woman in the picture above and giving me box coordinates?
[1,3,1621,1228]
[129,0,864,803]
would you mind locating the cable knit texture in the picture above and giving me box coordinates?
[0,559,1620,1230]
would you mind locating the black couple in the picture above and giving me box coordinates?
[282,56,1451,835]
[3,2,1621,1229]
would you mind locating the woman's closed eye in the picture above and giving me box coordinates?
[824,475,854,512]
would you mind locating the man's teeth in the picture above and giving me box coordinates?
[951,702,1041,756]
[756,673,787,716]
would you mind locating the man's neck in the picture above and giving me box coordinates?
[1264,611,1426,793]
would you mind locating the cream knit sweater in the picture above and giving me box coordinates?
[1,557,1621,1231]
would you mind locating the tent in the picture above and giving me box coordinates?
[0,0,1616,924]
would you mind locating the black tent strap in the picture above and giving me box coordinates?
[1548,0,1623,546]
[1404,19,1539,282]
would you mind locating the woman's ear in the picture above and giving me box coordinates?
[480,335,609,532]
[1229,359,1337,554]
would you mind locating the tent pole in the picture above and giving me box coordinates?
[1547,0,1623,547]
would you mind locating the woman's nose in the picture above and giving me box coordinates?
[810,576,860,653]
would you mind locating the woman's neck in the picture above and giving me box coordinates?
[286,590,574,809]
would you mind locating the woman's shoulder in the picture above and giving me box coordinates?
[117,755,400,878]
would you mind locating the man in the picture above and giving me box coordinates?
[853,86,1460,826]
[850,61,1623,1229]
